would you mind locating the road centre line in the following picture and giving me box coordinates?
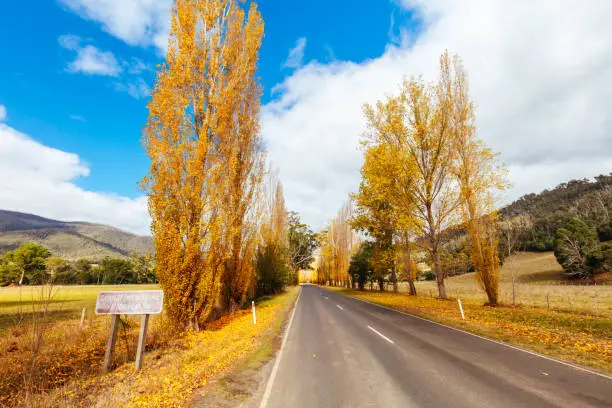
[367,325,395,345]
[339,290,612,381]
[336,304,344,311]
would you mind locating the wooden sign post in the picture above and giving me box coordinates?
[95,290,164,372]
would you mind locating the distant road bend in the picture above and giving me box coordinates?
[260,284,612,408]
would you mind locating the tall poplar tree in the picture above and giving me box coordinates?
[142,0,264,327]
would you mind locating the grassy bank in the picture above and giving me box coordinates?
[0,284,159,331]
[0,286,299,407]
[329,287,612,374]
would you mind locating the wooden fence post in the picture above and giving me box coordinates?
[568,297,572,312]
[135,314,150,370]
[103,315,120,373]
[546,293,550,311]
[593,297,599,317]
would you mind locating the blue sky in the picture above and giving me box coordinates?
[1,1,611,234]
[0,0,415,199]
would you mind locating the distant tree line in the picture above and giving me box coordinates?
[0,243,157,286]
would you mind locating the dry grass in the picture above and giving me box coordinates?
[0,286,298,407]
[400,252,612,318]
[0,284,159,332]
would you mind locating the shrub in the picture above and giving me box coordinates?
[554,218,601,279]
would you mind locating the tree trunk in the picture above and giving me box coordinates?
[404,241,417,296]
[433,250,447,299]
[391,269,398,293]
[408,279,417,296]
[377,277,384,291]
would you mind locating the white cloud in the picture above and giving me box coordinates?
[59,0,171,52]
[59,35,152,98]
[284,37,307,69]
[0,105,6,122]
[57,0,612,230]
[263,0,612,229]
[59,35,122,76]
[0,124,150,235]
[114,77,151,99]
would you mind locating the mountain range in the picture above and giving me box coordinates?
[0,210,153,260]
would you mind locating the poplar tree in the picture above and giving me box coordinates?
[142,0,264,327]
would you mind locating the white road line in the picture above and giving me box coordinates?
[259,288,302,408]
[336,304,344,311]
[367,325,395,344]
[325,296,329,299]
[341,291,612,381]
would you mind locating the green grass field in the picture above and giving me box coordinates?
[0,284,159,331]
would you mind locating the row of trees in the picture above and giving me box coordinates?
[316,202,360,288]
[142,0,318,328]
[317,51,508,305]
[0,243,156,286]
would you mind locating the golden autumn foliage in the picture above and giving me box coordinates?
[440,51,507,305]
[351,143,399,291]
[356,50,507,301]
[317,201,359,287]
[255,172,290,295]
[142,0,265,326]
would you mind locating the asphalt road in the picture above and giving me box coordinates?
[262,284,612,408]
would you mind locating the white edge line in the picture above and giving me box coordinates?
[367,325,395,344]
[336,304,344,311]
[259,287,302,408]
[327,288,612,381]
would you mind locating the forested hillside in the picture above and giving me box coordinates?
[499,174,612,253]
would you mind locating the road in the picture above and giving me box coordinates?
[261,284,612,408]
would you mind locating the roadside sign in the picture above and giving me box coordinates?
[95,289,164,372]
[95,290,163,315]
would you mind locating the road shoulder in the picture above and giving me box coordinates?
[192,286,301,408]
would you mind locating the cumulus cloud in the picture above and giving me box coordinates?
[59,35,153,98]
[59,0,612,230]
[0,124,150,235]
[263,0,612,229]
[284,37,307,69]
[0,105,6,122]
[59,0,171,52]
[59,35,122,76]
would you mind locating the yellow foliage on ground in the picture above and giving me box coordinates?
[2,287,298,407]
[330,287,612,373]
